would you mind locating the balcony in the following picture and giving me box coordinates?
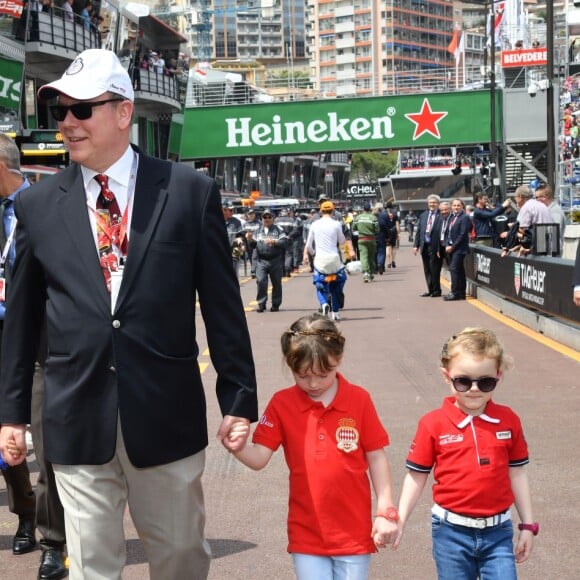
[336,68,356,80]
[336,53,356,65]
[132,69,183,117]
[335,21,355,34]
[15,7,101,80]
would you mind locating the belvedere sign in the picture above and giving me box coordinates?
[180,90,499,159]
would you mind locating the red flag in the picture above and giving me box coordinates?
[447,29,460,56]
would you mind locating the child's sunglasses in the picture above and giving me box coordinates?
[447,374,499,393]
[49,98,124,122]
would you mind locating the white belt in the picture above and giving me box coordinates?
[432,503,511,530]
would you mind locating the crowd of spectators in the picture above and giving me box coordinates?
[137,50,186,79]
[17,0,106,43]
[561,76,580,164]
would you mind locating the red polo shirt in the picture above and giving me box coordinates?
[253,373,389,555]
[406,397,529,517]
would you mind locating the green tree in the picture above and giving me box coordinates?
[350,151,397,183]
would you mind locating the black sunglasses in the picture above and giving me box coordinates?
[448,375,499,393]
[49,98,124,122]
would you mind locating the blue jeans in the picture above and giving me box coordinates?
[312,268,347,312]
[431,514,517,580]
[292,553,371,580]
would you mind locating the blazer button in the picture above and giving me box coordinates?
[109,366,116,373]
[112,320,121,328]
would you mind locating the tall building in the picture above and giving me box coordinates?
[179,0,308,67]
[306,0,456,98]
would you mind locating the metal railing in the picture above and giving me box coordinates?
[132,68,182,103]
[15,6,100,52]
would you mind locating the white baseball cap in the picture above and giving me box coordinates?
[38,49,134,102]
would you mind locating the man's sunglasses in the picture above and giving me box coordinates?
[447,373,499,393]
[49,98,124,122]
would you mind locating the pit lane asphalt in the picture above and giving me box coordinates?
[1,240,578,579]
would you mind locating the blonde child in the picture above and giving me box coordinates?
[228,314,399,580]
[394,328,536,579]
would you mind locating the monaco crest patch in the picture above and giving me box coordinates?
[336,417,359,453]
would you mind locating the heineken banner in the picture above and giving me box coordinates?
[181,90,500,159]
[0,56,23,111]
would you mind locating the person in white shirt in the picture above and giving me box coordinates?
[304,201,346,320]
[534,184,567,256]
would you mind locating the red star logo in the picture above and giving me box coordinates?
[405,98,448,140]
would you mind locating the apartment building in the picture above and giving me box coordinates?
[306,0,456,97]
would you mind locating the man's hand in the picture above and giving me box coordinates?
[0,424,28,466]
[217,415,251,452]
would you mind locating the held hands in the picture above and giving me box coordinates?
[371,517,400,550]
[217,415,250,452]
[0,424,28,466]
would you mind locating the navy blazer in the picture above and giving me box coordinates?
[413,210,440,253]
[0,150,258,467]
[445,211,471,255]
[574,242,580,287]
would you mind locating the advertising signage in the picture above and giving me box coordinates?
[0,56,22,110]
[501,48,547,68]
[181,91,499,159]
[467,247,579,324]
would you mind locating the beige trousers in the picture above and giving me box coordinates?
[53,423,211,580]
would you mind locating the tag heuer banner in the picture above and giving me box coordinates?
[181,90,500,159]
[0,56,23,111]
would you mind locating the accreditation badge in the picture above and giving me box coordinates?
[336,417,359,453]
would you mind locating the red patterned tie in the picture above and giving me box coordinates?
[95,174,127,291]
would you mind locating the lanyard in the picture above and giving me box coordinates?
[0,217,17,269]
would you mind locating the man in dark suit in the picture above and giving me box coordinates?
[413,194,442,297]
[0,133,67,580]
[444,198,472,301]
[0,133,38,557]
[0,49,257,580]
[573,242,580,307]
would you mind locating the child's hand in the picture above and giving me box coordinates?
[6,437,22,459]
[371,517,399,550]
[391,523,404,550]
[223,420,250,452]
[217,415,250,452]
[515,529,534,563]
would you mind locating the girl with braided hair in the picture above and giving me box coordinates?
[228,313,399,579]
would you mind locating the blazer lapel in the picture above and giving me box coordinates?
[56,166,111,311]
[114,157,168,311]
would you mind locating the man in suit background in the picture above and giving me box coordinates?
[0,133,67,579]
[444,198,472,301]
[413,194,442,297]
[0,49,258,580]
[573,242,580,307]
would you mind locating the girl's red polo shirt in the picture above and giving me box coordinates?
[252,373,389,555]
